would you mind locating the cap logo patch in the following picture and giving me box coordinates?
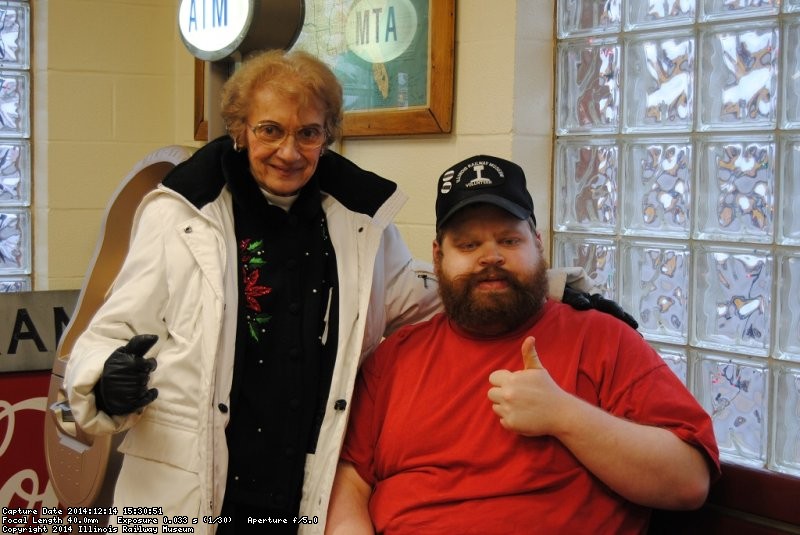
[457,160,505,189]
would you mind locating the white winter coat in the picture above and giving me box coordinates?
[64,141,441,534]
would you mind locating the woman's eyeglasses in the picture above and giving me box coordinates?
[249,122,327,149]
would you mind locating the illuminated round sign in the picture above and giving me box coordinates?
[345,0,418,63]
[178,0,304,62]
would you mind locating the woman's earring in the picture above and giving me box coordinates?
[233,139,242,152]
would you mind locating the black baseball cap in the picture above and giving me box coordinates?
[435,155,536,230]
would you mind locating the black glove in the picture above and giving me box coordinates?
[562,286,639,330]
[94,334,159,416]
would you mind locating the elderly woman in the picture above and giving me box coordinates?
[64,49,440,534]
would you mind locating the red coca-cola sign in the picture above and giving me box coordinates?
[0,371,60,524]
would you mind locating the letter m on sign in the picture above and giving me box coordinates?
[355,10,370,44]
[213,0,228,27]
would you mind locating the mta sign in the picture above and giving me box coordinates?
[346,0,419,63]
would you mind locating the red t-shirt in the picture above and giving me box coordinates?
[342,300,720,534]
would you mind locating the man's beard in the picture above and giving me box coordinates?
[435,258,549,336]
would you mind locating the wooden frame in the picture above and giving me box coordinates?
[193,0,455,140]
[193,57,208,141]
[650,462,800,534]
[342,0,455,136]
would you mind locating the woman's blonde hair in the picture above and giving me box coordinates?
[220,49,343,149]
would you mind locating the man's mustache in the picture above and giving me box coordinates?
[455,266,514,287]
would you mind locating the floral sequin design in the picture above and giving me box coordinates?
[240,238,272,341]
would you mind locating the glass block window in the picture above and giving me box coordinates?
[0,1,30,291]
[554,1,800,477]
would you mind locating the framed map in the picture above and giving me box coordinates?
[292,0,454,136]
[193,0,454,140]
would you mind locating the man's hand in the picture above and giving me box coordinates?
[487,337,570,437]
[94,334,159,416]
[489,338,712,510]
[562,286,639,330]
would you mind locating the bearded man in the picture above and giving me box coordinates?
[324,155,720,535]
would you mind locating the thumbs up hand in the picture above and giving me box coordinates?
[94,334,159,416]
[488,336,568,437]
